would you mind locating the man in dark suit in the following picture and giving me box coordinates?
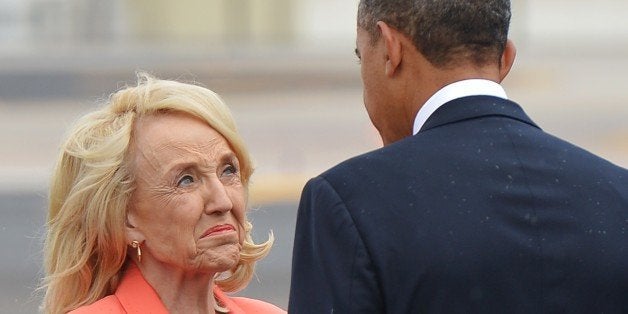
[289,0,628,313]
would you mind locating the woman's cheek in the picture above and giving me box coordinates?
[238,223,245,245]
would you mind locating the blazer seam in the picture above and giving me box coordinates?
[503,125,545,311]
[317,175,381,312]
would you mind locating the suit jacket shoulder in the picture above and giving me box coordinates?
[68,295,125,314]
[230,296,287,313]
[214,287,286,314]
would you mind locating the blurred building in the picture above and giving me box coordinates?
[0,0,357,50]
[2,0,628,53]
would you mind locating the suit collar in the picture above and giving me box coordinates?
[413,79,508,134]
[418,96,539,133]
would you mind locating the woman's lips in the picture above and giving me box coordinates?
[201,224,236,238]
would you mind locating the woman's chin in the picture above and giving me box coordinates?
[195,244,241,273]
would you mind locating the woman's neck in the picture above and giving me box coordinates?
[138,259,217,314]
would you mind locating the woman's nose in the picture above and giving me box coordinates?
[202,177,233,215]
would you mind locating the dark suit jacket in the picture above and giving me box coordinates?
[289,96,628,313]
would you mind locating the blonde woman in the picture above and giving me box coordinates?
[41,74,285,314]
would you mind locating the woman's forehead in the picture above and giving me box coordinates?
[130,113,236,170]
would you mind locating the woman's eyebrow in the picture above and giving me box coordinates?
[219,151,238,164]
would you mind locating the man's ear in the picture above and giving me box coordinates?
[499,39,516,82]
[377,21,402,77]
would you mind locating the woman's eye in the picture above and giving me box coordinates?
[177,175,195,187]
[222,164,239,176]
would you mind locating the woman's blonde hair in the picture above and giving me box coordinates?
[41,73,273,314]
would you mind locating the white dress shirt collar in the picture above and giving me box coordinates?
[412,79,508,135]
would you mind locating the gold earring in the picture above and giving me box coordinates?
[131,240,142,263]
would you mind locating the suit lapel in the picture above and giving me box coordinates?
[419,96,540,133]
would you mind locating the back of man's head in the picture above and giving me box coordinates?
[357,0,511,68]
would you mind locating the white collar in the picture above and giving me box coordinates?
[412,79,508,134]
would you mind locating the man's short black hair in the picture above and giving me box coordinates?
[358,0,511,68]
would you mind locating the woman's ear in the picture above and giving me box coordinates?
[499,39,517,82]
[125,211,145,244]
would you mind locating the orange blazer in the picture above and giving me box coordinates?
[70,263,285,314]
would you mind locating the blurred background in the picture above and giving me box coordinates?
[1,0,627,312]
